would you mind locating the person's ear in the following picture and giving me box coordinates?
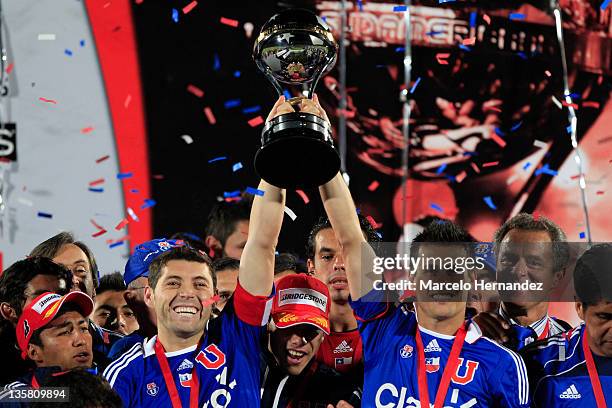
[205,236,222,258]
[551,268,564,289]
[0,302,18,325]
[307,259,315,274]
[144,286,155,308]
[27,343,43,363]
[575,300,585,321]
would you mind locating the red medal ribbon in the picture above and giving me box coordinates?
[416,322,468,408]
[537,319,550,340]
[154,338,200,408]
[582,328,608,408]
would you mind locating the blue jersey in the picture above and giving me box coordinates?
[108,332,146,361]
[350,296,529,408]
[520,324,612,407]
[104,282,272,408]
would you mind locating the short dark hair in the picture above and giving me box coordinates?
[410,220,475,258]
[204,200,252,247]
[0,257,73,317]
[29,303,85,348]
[275,253,307,275]
[96,272,126,296]
[573,243,612,308]
[29,232,99,287]
[148,246,215,290]
[211,257,240,274]
[306,214,381,260]
[170,232,207,252]
[493,213,569,273]
[36,368,123,408]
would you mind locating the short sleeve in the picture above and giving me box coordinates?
[232,280,274,327]
[493,351,530,408]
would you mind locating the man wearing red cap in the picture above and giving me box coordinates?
[2,291,95,391]
[261,273,361,407]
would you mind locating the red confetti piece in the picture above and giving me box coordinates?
[124,94,132,108]
[90,218,105,230]
[6,63,14,74]
[544,70,552,77]
[471,162,481,174]
[224,196,241,202]
[201,294,221,307]
[96,154,110,164]
[152,174,164,180]
[368,181,380,191]
[115,218,129,230]
[296,189,310,204]
[366,215,381,229]
[596,191,605,195]
[490,133,507,148]
[135,0,144,3]
[220,17,239,27]
[455,171,467,183]
[204,107,216,124]
[582,101,600,109]
[81,126,94,134]
[533,211,539,220]
[483,14,491,24]
[482,161,499,167]
[92,229,107,238]
[570,174,580,180]
[39,97,57,104]
[106,236,129,245]
[462,37,476,46]
[89,178,105,186]
[435,53,450,65]
[337,109,356,118]
[248,116,264,127]
[182,0,198,14]
[561,101,579,109]
[187,84,204,98]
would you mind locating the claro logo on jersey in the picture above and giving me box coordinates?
[277,288,328,312]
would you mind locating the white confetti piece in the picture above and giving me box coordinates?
[551,96,562,109]
[181,135,193,144]
[284,206,297,221]
[37,34,56,41]
[18,197,33,206]
[533,140,548,149]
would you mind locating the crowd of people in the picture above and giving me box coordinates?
[0,97,609,407]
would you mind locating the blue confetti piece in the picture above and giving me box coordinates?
[410,77,422,94]
[439,0,456,3]
[535,164,558,177]
[37,212,53,219]
[245,187,265,196]
[436,163,447,174]
[395,47,405,53]
[601,0,611,10]
[511,121,523,132]
[233,70,241,78]
[483,196,497,210]
[242,105,261,114]
[463,151,477,157]
[469,12,477,27]
[393,5,408,11]
[430,203,443,212]
[130,189,139,193]
[446,175,456,182]
[509,13,525,20]
[172,8,179,23]
[523,162,532,170]
[579,231,586,239]
[79,39,85,47]
[223,190,241,198]
[459,44,471,52]
[282,89,291,100]
[494,127,506,137]
[517,52,528,60]
[566,125,573,133]
[88,187,104,193]
[208,156,227,163]
[357,0,363,11]
[117,172,133,180]
[232,162,243,172]
[426,30,443,37]
[213,54,220,71]
[64,49,73,56]
[109,241,125,249]
[141,199,157,209]
[224,99,241,109]
[565,92,580,99]
[322,16,327,23]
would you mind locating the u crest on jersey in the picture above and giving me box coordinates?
[196,344,226,370]
[451,358,479,385]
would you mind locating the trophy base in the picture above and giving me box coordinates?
[255,112,340,189]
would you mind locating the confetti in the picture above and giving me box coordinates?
[37,33,56,41]
[368,181,380,191]
[141,199,157,209]
[296,190,310,204]
[64,49,73,56]
[483,196,497,210]
[409,77,421,94]
[469,12,477,27]
[436,163,447,174]
[96,154,110,163]
[393,5,407,12]
[91,229,107,238]
[533,140,547,149]
[182,1,198,14]
[201,294,221,307]
[282,90,291,100]
[39,97,57,104]
[109,241,125,249]
[482,161,499,167]
[233,70,241,78]
[596,191,605,195]
[490,133,506,148]
[470,162,480,173]
[245,187,265,196]
[545,70,552,77]
[511,121,523,132]
[242,106,261,114]
[284,206,298,221]
[459,45,471,52]
[462,37,476,46]
[430,203,443,213]
[579,231,586,239]
[89,178,105,186]
[37,212,53,219]
[220,17,239,27]
[115,218,129,230]
[90,218,105,231]
[124,94,132,108]
[187,84,204,98]
[582,101,600,109]
[6,63,13,74]
[88,187,104,193]
[366,215,381,229]
[117,172,133,180]
[506,174,520,185]
[509,13,525,20]
[232,162,243,172]
[223,190,241,198]
[535,164,558,177]
[224,99,241,109]
[204,107,216,124]
[80,39,85,47]
[152,175,164,180]
[213,54,221,71]
[483,14,491,24]
[248,116,264,127]
[455,171,467,183]
[181,135,194,144]
[127,207,140,222]
[208,156,227,163]
[18,197,33,207]
[523,162,532,170]
[601,0,611,10]
[81,126,94,134]
[172,8,179,23]
[357,0,363,11]
[426,30,443,37]
[561,101,579,109]
[435,53,450,65]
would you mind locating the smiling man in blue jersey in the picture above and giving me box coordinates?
[318,173,529,408]
[521,243,612,407]
[103,179,282,408]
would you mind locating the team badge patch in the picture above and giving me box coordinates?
[146,382,159,397]
[425,357,440,373]
[400,344,413,358]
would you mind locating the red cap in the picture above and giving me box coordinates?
[271,274,330,334]
[17,292,94,359]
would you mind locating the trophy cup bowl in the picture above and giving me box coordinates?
[253,8,340,189]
